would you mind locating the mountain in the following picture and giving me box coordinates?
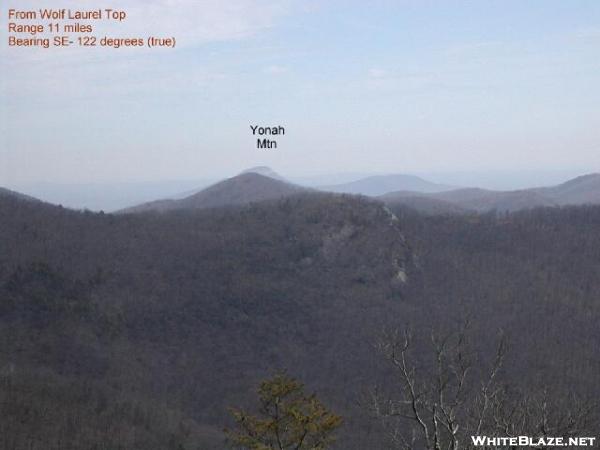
[120,172,306,213]
[113,171,600,217]
[0,190,413,449]
[2,185,600,448]
[533,173,600,205]
[382,174,600,214]
[174,167,287,200]
[0,187,41,203]
[382,188,556,213]
[240,166,287,181]
[320,174,454,196]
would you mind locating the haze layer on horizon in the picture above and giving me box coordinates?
[1,0,599,185]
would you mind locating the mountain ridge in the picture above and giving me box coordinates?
[0,187,42,204]
[320,173,454,196]
[120,172,307,213]
[381,173,600,213]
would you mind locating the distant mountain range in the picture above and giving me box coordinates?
[118,168,600,215]
[320,174,454,196]
[2,168,600,448]
[381,173,600,213]
[7,169,600,215]
[120,171,456,214]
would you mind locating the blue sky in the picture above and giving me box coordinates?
[1,0,599,184]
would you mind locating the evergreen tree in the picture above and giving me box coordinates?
[226,374,342,450]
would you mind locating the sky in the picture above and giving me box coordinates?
[1,0,600,185]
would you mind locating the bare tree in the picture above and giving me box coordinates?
[489,387,596,441]
[364,324,595,450]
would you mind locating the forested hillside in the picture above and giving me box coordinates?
[0,192,412,449]
[389,205,600,391]
[1,192,599,449]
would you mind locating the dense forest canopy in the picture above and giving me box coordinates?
[0,191,599,449]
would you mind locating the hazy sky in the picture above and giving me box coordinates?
[1,0,600,184]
